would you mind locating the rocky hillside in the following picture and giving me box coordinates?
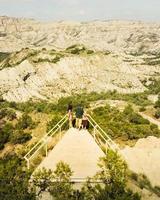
[0,16,160,102]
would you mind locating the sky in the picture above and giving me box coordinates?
[0,0,160,22]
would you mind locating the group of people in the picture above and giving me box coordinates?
[67,102,89,130]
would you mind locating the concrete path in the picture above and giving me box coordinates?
[36,128,104,181]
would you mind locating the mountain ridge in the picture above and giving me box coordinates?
[0,17,160,102]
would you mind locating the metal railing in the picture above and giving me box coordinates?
[24,113,120,170]
[87,114,120,152]
[24,114,68,169]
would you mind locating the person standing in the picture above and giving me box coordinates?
[75,104,84,130]
[67,102,73,128]
[82,113,89,129]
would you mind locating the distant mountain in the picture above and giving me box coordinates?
[1,16,160,54]
[0,17,160,102]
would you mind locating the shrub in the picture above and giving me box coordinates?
[16,114,36,130]
[0,52,10,62]
[92,104,160,140]
[155,95,160,108]
[147,79,160,94]
[0,123,14,149]
[0,108,7,119]
[6,109,17,120]
[0,108,16,120]
[139,106,146,112]
[155,108,160,119]
[10,130,32,144]
[128,113,150,124]
[47,115,64,131]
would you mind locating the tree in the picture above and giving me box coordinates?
[82,149,141,200]
[32,161,73,199]
[49,161,73,200]
[32,168,53,197]
[0,154,36,200]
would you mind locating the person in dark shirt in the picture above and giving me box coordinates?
[75,104,84,130]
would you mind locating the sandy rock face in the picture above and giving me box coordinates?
[0,17,160,102]
[0,48,160,102]
[121,136,160,187]
[0,50,156,102]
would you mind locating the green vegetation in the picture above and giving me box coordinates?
[32,55,62,64]
[92,104,160,140]
[0,154,36,200]
[10,130,32,144]
[32,150,141,200]
[33,162,73,199]
[143,55,160,66]
[0,123,13,150]
[0,110,35,150]
[0,52,10,62]
[0,108,16,120]
[66,44,94,55]
[1,49,38,69]
[154,95,160,118]
[130,172,160,197]
[16,114,36,130]
[155,95,160,108]
[155,108,160,119]
[147,79,160,95]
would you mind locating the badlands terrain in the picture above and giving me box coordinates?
[0,16,160,199]
[0,16,160,102]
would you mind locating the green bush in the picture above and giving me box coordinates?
[82,149,141,200]
[155,95,160,108]
[147,79,160,94]
[155,108,160,119]
[128,113,150,124]
[16,114,36,130]
[139,106,146,112]
[0,108,16,120]
[0,154,36,199]
[47,115,64,131]
[0,123,14,150]
[92,104,160,140]
[10,130,32,144]
[0,52,10,62]
[0,108,7,119]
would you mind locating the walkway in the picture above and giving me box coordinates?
[36,128,104,181]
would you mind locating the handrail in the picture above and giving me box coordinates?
[24,113,120,170]
[24,114,68,169]
[87,114,120,152]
